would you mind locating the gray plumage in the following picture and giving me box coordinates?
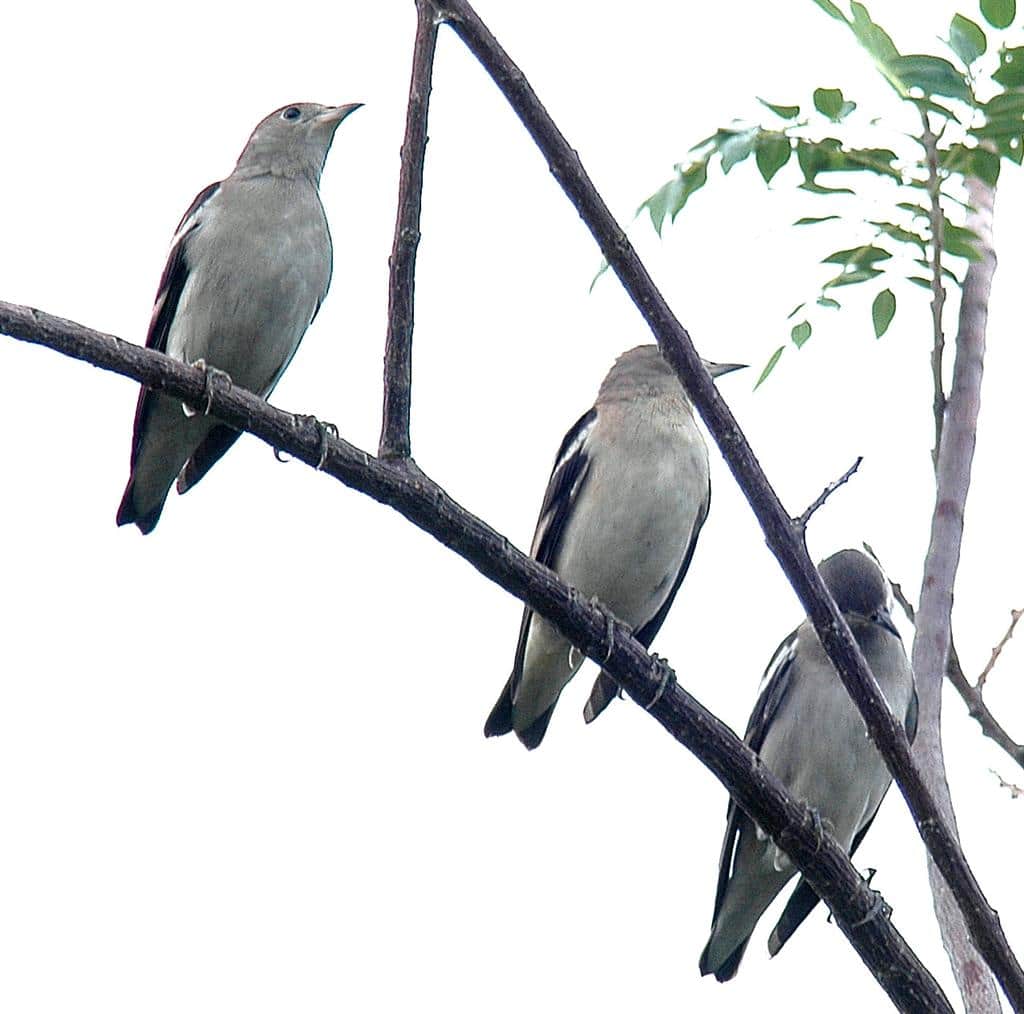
[485,345,744,749]
[117,101,361,533]
[699,549,918,981]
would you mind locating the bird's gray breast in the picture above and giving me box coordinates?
[556,398,709,626]
[166,175,332,396]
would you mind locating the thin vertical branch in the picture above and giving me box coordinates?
[920,110,947,471]
[911,174,1001,1012]
[380,0,439,460]
[425,1,1024,1004]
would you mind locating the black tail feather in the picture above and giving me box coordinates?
[768,877,821,957]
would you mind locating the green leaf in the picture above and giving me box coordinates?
[754,346,786,389]
[850,3,900,65]
[825,266,885,288]
[817,296,842,309]
[719,128,759,173]
[890,54,973,101]
[814,87,845,119]
[758,98,801,119]
[993,46,1024,86]
[589,258,610,293]
[949,14,987,64]
[943,219,983,260]
[639,160,708,235]
[907,275,933,289]
[981,0,1016,29]
[822,244,893,266]
[870,220,927,249]
[872,288,896,337]
[755,134,792,183]
[984,91,1024,116]
[811,0,848,21]
[794,215,842,225]
[787,302,807,319]
[897,201,931,219]
[791,321,813,348]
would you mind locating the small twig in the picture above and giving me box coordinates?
[990,770,1024,800]
[867,545,1024,776]
[919,109,947,472]
[379,0,439,460]
[977,608,1023,692]
[796,456,863,530]
[948,643,1024,771]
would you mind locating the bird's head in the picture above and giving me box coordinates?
[818,549,899,636]
[234,102,363,182]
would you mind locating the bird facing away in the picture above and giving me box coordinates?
[699,549,918,981]
[116,101,362,534]
[484,345,744,749]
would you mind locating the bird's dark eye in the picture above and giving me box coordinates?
[281,107,301,121]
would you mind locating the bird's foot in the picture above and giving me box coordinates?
[315,420,339,469]
[646,656,676,711]
[850,886,892,929]
[182,359,233,417]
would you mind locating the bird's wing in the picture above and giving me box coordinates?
[584,479,710,723]
[146,182,220,354]
[709,630,799,920]
[124,182,221,474]
[484,408,596,742]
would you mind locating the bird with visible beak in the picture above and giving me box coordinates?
[117,101,362,533]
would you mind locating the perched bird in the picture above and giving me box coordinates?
[699,549,918,981]
[484,345,744,749]
[117,101,362,533]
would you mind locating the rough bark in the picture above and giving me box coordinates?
[0,298,952,1013]
[911,176,1003,1011]
[379,0,438,459]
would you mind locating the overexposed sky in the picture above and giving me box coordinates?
[2,2,1023,1011]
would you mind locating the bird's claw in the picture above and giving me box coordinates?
[182,359,232,417]
[316,420,339,469]
[850,887,892,929]
[646,657,675,711]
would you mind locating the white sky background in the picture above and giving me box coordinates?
[2,1,1023,1011]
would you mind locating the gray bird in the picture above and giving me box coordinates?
[117,101,361,533]
[485,345,744,749]
[699,548,918,981]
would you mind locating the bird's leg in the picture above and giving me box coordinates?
[182,358,233,417]
[602,610,616,664]
[645,655,676,711]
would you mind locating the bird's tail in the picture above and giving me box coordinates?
[484,675,557,750]
[699,931,751,982]
[583,671,620,723]
[116,477,164,534]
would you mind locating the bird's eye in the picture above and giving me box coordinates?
[281,107,301,121]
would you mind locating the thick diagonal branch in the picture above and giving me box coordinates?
[1,299,950,1013]
[380,0,438,459]
[425,0,1024,1004]
[911,175,1003,1012]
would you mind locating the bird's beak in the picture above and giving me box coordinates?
[315,102,364,128]
[871,608,900,638]
[704,360,748,379]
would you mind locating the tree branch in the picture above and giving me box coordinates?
[976,608,1022,693]
[797,455,863,529]
[379,0,439,460]
[875,551,1024,776]
[920,110,947,472]
[0,298,951,1013]
[948,642,1024,770]
[911,174,1003,1012]
[425,1,1024,1004]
